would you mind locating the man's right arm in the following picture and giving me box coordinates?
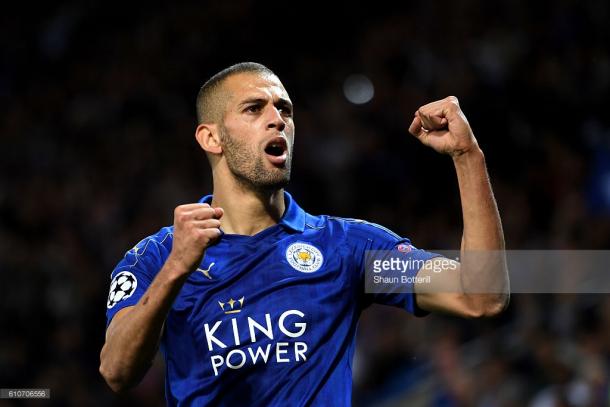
[99,203,223,393]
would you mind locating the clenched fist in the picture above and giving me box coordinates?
[408,96,479,157]
[168,203,223,275]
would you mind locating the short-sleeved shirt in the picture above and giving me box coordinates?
[105,191,439,406]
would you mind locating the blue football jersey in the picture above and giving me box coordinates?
[105,192,439,406]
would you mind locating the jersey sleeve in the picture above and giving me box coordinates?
[105,233,167,327]
[347,220,441,316]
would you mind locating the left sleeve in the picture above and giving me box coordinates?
[105,234,165,327]
[349,221,441,316]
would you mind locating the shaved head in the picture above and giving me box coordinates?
[196,62,276,124]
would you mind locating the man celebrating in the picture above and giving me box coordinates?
[99,62,509,406]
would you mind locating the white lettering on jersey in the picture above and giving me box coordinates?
[203,309,309,376]
[278,310,307,338]
[204,321,227,351]
[248,314,274,342]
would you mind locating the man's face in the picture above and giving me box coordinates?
[219,72,294,192]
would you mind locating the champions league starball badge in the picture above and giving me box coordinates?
[107,271,138,309]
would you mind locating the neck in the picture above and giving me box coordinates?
[211,174,286,236]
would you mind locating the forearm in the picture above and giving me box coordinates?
[100,257,189,392]
[453,148,509,311]
[454,148,503,250]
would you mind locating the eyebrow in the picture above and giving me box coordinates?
[238,97,293,109]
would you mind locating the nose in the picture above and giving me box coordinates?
[266,106,286,132]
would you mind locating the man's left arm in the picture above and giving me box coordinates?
[408,96,510,318]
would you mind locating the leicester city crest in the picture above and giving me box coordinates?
[286,242,323,273]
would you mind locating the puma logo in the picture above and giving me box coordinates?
[197,262,215,280]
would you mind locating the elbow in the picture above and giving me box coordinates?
[99,348,135,393]
[99,362,131,393]
[465,293,510,319]
[481,295,510,318]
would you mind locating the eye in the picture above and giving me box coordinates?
[245,105,262,113]
[278,105,293,117]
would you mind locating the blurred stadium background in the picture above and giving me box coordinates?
[1,1,609,406]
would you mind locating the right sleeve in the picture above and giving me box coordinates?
[345,219,441,316]
[105,236,164,327]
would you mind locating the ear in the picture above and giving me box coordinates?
[195,123,222,155]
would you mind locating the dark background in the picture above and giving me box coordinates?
[1,1,609,406]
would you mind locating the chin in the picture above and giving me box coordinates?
[234,171,290,193]
[260,166,291,188]
[260,175,290,191]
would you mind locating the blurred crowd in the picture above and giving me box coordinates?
[1,1,609,406]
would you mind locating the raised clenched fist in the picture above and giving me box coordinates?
[408,96,480,157]
[168,203,223,275]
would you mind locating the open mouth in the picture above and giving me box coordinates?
[264,137,288,166]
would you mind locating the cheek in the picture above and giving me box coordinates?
[286,123,296,140]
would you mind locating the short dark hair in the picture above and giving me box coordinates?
[196,62,276,124]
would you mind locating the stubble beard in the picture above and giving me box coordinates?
[219,125,292,194]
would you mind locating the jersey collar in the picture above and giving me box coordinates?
[197,190,306,233]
